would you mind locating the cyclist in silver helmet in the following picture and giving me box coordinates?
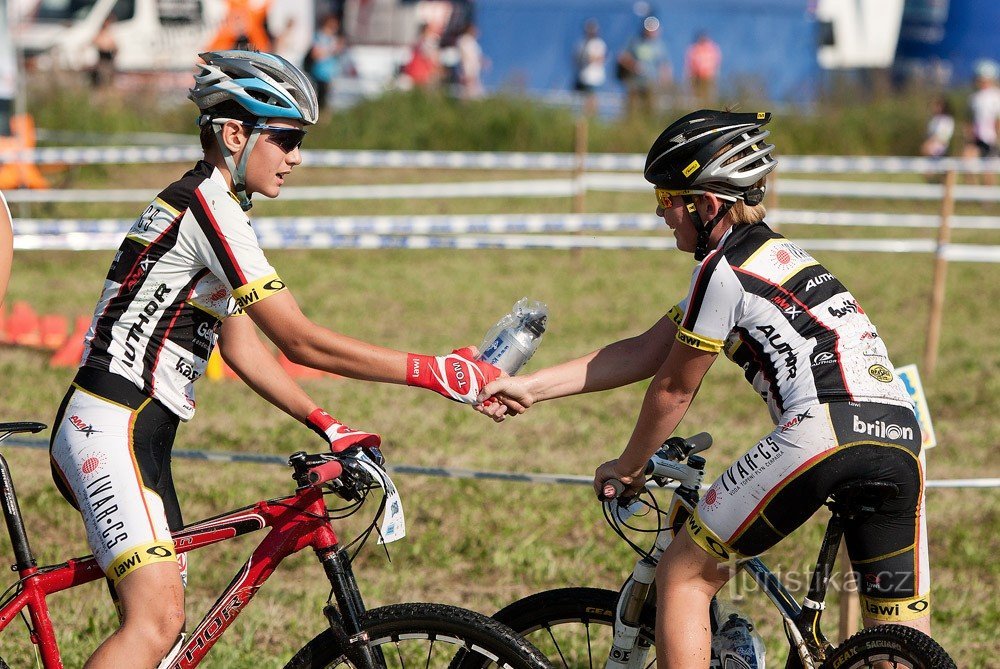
[49,50,502,668]
[480,110,931,666]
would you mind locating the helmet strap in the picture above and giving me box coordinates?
[213,118,264,211]
[682,195,732,261]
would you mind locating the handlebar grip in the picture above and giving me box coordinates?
[307,460,344,486]
[685,432,713,455]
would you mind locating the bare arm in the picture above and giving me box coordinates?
[244,289,409,383]
[594,340,717,494]
[218,314,319,421]
[479,313,679,415]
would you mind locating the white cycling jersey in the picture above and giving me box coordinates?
[668,222,912,421]
[80,161,287,420]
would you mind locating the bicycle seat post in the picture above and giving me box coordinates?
[0,453,38,572]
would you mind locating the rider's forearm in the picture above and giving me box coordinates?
[221,329,319,420]
[525,316,676,402]
[272,320,410,384]
[617,379,695,476]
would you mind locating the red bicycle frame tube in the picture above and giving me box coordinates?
[0,483,338,668]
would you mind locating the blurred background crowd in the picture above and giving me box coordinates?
[1,0,999,160]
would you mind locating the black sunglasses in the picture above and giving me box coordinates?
[242,122,307,153]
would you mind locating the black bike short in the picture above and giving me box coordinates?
[686,401,931,622]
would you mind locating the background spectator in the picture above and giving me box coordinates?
[400,22,441,90]
[963,59,1000,185]
[267,0,314,69]
[456,22,485,99]
[920,97,954,159]
[685,31,721,105]
[90,16,117,88]
[617,16,672,118]
[573,19,607,117]
[310,13,348,112]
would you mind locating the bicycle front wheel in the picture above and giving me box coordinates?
[820,624,956,669]
[284,602,550,669]
[493,587,656,669]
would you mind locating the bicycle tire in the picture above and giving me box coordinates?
[283,602,551,669]
[820,624,956,669]
[493,587,656,669]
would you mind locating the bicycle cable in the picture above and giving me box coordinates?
[603,487,670,561]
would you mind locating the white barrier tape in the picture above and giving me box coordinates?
[13,214,661,236]
[12,230,1000,261]
[4,438,997,488]
[2,179,581,204]
[8,176,1000,204]
[5,145,1000,174]
[15,210,1000,238]
[770,209,1000,230]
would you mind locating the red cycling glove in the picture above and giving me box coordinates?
[306,408,381,453]
[406,347,501,405]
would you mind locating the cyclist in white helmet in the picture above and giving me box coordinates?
[480,110,931,667]
[49,50,502,668]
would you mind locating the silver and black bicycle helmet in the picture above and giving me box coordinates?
[189,50,319,210]
[645,110,778,259]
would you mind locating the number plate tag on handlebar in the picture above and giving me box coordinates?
[354,455,406,544]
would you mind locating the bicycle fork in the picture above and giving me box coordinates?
[318,546,385,669]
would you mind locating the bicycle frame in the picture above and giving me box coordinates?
[608,451,843,669]
[0,442,369,669]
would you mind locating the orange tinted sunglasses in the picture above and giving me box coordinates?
[653,188,698,209]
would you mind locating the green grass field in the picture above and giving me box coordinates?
[3,84,1000,665]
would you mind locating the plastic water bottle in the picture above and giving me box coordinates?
[711,613,767,669]
[477,298,548,375]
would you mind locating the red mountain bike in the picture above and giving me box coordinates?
[0,422,549,669]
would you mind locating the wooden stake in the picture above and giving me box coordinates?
[923,169,956,376]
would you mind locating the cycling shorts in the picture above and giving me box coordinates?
[50,367,184,585]
[685,401,930,622]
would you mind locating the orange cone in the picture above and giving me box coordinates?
[0,115,49,190]
[40,314,70,350]
[8,301,41,346]
[50,315,90,367]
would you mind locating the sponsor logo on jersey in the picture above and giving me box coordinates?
[770,243,811,268]
[235,289,260,309]
[860,331,879,340]
[69,414,101,438]
[85,473,128,551]
[828,299,865,318]
[868,364,893,383]
[175,357,202,381]
[755,325,798,378]
[852,415,913,441]
[263,278,286,292]
[123,283,172,368]
[810,351,837,366]
[805,272,834,291]
[779,409,813,433]
[79,450,107,477]
[720,437,781,492]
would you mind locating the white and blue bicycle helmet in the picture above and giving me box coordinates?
[189,50,319,210]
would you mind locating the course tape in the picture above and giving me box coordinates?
[5,145,1000,174]
[7,177,1000,203]
[12,226,1000,262]
[14,210,1000,236]
[4,438,995,489]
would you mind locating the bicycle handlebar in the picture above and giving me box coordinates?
[601,433,713,501]
[306,460,345,486]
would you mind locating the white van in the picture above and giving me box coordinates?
[15,0,226,72]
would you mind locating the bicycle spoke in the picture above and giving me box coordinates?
[423,638,432,669]
[543,624,571,669]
